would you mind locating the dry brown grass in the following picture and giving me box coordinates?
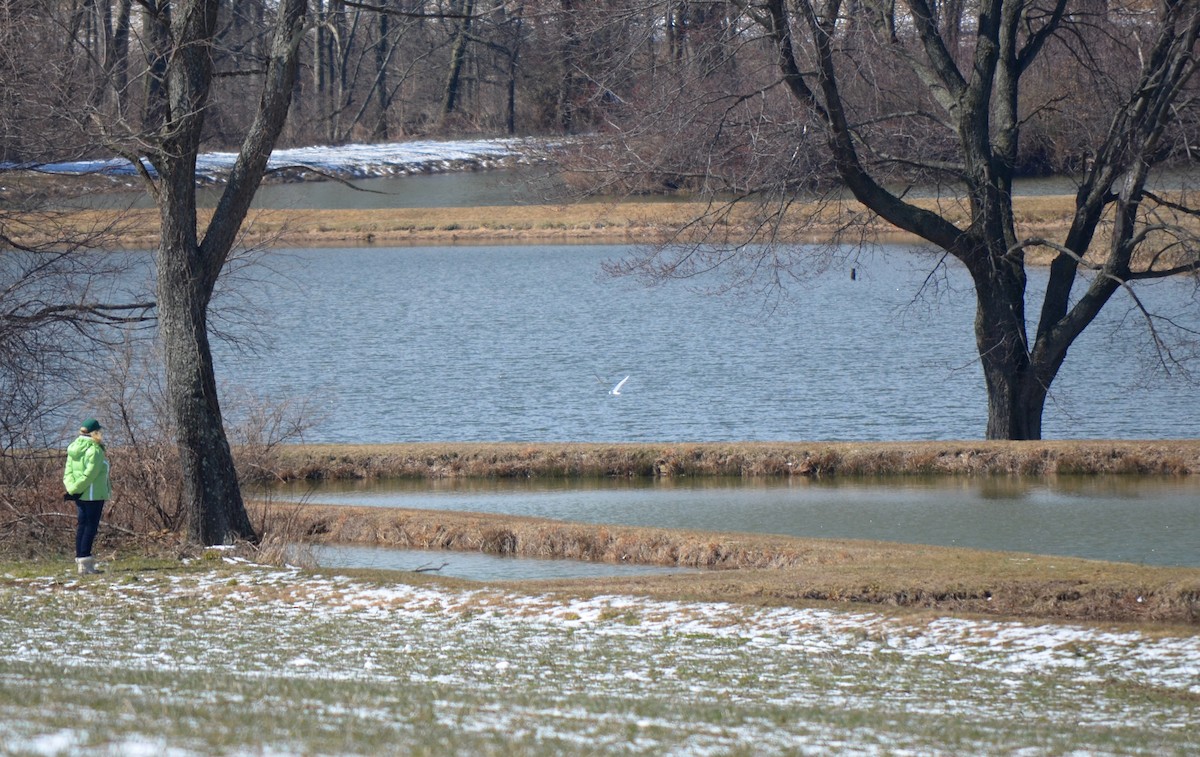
[10,195,1089,252]
[269,440,1200,481]
[20,192,1198,268]
[257,501,1200,627]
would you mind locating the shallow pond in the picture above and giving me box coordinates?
[280,474,1200,568]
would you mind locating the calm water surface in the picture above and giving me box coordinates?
[76,166,1193,209]
[280,475,1200,567]
[309,544,691,581]
[74,168,556,210]
[213,244,1199,443]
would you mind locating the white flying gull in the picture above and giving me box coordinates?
[593,372,631,395]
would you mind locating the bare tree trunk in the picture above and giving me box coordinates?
[313,0,328,135]
[966,247,1043,440]
[144,0,307,546]
[373,2,391,140]
[156,201,253,543]
[329,1,362,142]
[107,0,133,115]
[494,0,523,134]
[555,0,579,132]
[141,1,170,131]
[666,1,680,61]
[505,39,519,134]
[441,0,475,125]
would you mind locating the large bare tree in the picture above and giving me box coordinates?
[575,0,1200,440]
[115,0,308,545]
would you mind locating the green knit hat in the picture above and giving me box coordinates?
[80,418,102,433]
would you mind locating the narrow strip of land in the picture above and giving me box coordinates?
[269,439,1200,480]
[13,193,1112,253]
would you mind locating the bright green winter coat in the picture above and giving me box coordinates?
[63,435,111,501]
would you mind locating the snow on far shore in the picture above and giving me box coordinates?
[5,137,547,181]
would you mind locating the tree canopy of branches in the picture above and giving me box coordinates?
[2,3,157,429]
[0,193,154,451]
[567,0,1200,440]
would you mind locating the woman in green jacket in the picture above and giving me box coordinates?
[62,418,111,575]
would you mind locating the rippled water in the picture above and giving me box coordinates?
[214,244,1199,443]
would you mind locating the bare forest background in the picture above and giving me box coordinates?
[2,1,1191,182]
[2,0,628,162]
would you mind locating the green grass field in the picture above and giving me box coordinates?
[1,558,1197,755]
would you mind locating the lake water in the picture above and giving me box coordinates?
[82,169,1198,576]
[211,243,1199,444]
[233,240,1195,575]
[281,475,1200,567]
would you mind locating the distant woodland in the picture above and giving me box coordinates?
[3,1,1194,184]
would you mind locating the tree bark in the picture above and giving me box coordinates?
[969,250,1043,440]
[141,1,170,131]
[373,3,391,140]
[555,0,579,132]
[157,202,253,543]
[441,0,475,124]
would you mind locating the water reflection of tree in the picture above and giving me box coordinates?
[977,477,1032,501]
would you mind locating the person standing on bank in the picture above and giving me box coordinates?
[63,418,110,575]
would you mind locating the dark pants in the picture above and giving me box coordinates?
[75,500,104,558]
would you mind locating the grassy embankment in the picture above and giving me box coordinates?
[255,440,1200,626]
[17,191,1115,253]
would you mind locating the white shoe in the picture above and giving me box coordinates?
[77,557,101,575]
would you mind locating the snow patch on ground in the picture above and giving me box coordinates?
[7,137,545,180]
[2,565,1197,755]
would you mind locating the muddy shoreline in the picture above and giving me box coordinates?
[268,439,1200,481]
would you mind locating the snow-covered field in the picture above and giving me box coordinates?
[1,561,1197,755]
[13,138,545,181]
